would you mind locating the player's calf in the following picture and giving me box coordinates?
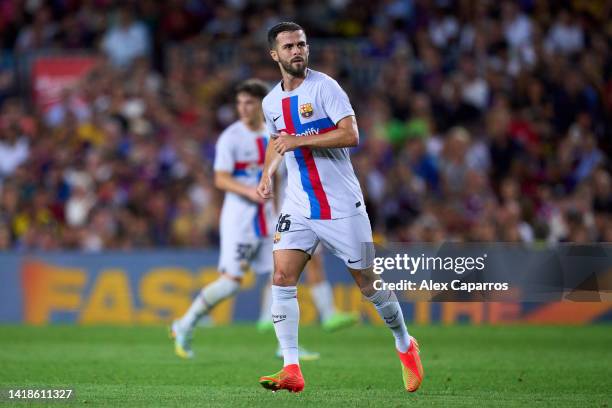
[171,275,240,359]
[353,269,424,392]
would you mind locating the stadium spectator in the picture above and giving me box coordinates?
[101,5,151,69]
[15,5,57,52]
[0,124,29,178]
[545,8,584,56]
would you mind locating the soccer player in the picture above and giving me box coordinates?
[170,79,275,359]
[170,79,347,361]
[256,22,424,393]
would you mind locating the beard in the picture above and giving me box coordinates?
[280,56,308,77]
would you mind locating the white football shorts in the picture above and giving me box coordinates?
[272,210,375,269]
[218,236,273,278]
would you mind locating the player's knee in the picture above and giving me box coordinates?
[272,266,298,286]
[222,273,242,284]
[202,276,240,307]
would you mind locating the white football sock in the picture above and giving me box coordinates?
[310,281,336,322]
[178,276,240,331]
[367,288,411,353]
[271,285,299,366]
[258,284,273,323]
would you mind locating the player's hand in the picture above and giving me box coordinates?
[272,131,300,155]
[256,174,273,200]
[247,186,265,203]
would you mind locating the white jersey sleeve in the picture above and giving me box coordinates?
[264,108,278,137]
[319,77,355,125]
[213,131,234,173]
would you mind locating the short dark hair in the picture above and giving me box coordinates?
[267,22,305,49]
[235,79,269,100]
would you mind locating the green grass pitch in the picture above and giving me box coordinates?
[0,324,610,407]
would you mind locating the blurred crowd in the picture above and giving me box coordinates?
[0,0,610,250]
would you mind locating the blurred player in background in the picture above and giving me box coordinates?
[171,79,274,359]
[257,22,423,393]
[171,79,353,360]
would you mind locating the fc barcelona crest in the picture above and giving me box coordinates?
[299,103,314,118]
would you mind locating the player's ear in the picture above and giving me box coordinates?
[270,49,279,62]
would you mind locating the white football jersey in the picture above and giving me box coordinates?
[262,69,366,220]
[214,121,275,239]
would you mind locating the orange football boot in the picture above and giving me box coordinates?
[259,364,305,393]
[397,337,424,392]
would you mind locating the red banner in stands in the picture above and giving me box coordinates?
[31,56,98,112]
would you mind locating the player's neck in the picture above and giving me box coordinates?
[242,118,264,132]
[281,68,308,92]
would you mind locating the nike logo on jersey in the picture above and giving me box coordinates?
[273,115,282,122]
[347,258,362,264]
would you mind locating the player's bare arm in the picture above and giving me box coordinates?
[257,137,284,199]
[271,116,359,155]
[273,171,281,211]
[215,171,263,203]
